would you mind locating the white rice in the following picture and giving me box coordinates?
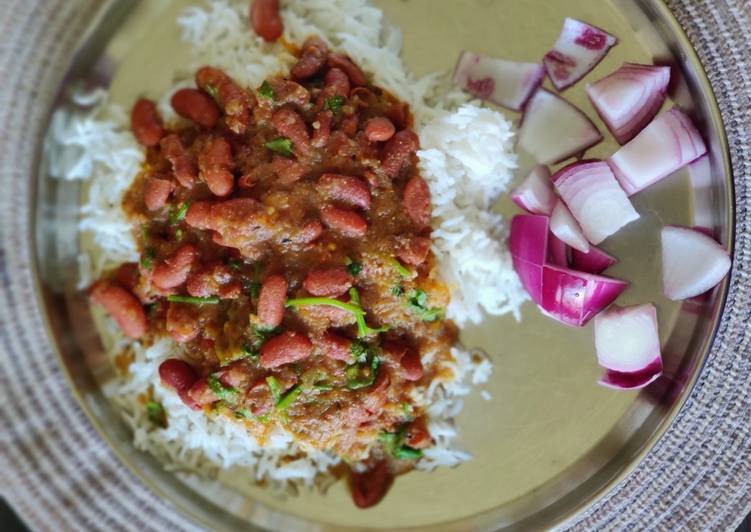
[48,0,523,490]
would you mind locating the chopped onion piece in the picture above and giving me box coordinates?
[544,18,617,91]
[509,215,550,304]
[548,232,569,267]
[540,265,628,327]
[550,200,589,252]
[571,245,617,274]
[452,51,545,111]
[511,165,556,215]
[518,89,602,165]
[594,304,660,372]
[552,160,639,245]
[608,108,707,195]
[586,63,671,144]
[661,226,731,300]
[599,357,663,390]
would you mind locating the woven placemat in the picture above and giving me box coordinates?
[0,1,749,530]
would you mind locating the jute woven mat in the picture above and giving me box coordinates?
[0,1,749,530]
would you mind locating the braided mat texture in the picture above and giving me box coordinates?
[0,1,749,531]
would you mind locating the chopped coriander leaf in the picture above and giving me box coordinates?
[348,288,389,337]
[285,297,365,315]
[264,137,294,156]
[405,289,444,322]
[240,343,259,362]
[401,402,414,420]
[391,284,403,297]
[266,376,282,404]
[174,228,184,240]
[346,355,379,390]
[227,259,242,271]
[146,400,167,428]
[140,247,156,270]
[258,80,274,100]
[313,383,333,392]
[394,446,423,460]
[169,202,190,225]
[141,224,151,243]
[249,280,261,299]
[204,83,218,99]
[378,428,422,460]
[323,95,345,114]
[167,295,220,305]
[350,340,369,364]
[277,385,302,410]
[388,257,411,277]
[234,408,253,419]
[207,375,239,403]
[346,260,363,276]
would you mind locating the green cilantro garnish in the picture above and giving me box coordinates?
[350,340,369,364]
[146,400,167,428]
[344,257,363,276]
[345,354,380,390]
[258,80,275,100]
[405,289,444,322]
[266,376,282,404]
[140,247,156,270]
[388,257,411,277]
[167,295,220,305]
[264,137,294,156]
[207,375,238,403]
[323,95,345,114]
[378,427,423,461]
[169,202,190,225]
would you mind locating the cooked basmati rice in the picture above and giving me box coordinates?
[48,0,524,491]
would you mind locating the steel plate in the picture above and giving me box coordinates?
[34,0,733,530]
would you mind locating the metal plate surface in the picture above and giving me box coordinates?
[34,0,733,530]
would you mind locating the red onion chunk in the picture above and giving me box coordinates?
[586,63,670,144]
[452,51,545,111]
[608,108,707,195]
[552,160,639,245]
[661,225,731,300]
[511,165,556,215]
[548,232,569,267]
[550,200,589,252]
[571,245,617,274]
[599,357,663,390]
[544,18,617,91]
[539,265,628,327]
[509,215,550,304]
[594,304,660,372]
[518,89,602,165]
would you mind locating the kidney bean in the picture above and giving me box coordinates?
[90,281,147,339]
[198,136,235,197]
[404,419,431,449]
[257,274,288,328]
[271,108,310,155]
[290,36,329,80]
[400,346,424,381]
[259,331,313,368]
[362,370,390,414]
[114,262,140,291]
[166,302,202,343]
[130,98,165,147]
[303,266,353,297]
[295,219,323,244]
[403,175,431,227]
[328,53,366,86]
[219,360,253,389]
[311,110,332,148]
[339,114,359,137]
[316,67,350,109]
[161,134,197,188]
[170,88,220,129]
[305,297,355,326]
[364,117,395,142]
[158,358,199,392]
[208,198,276,253]
[246,379,275,416]
[186,262,240,299]
[195,66,251,135]
[326,130,358,159]
[264,79,310,107]
[318,173,370,211]
[350,460,392,509]
[396,235,431,265]
[270,155,308,185]
[320,205,367,237]
[318,331,352,362]
[250,0,283,42]
[186,377,219,406]
[381,129,419,178]
[143,177,174,211]
[151,244,198,290]
[185,201,213,229]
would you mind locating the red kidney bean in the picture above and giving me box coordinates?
[403,175,431,227]
[271,108,310,155]
[364,117,395,142]
[304,297,355,326]
[151,244,198,290]
[208,198,275,252]
[259,331,313,368]
[318,331,352,362]
[404,419,431,449]
[198,136,235,197]
[186,262,240,299]
[90,281,147,339]
[270,156,309,185]
[303,266,353,297]
[264,79,310,107]
[319,173,371,211]
[257,274,288,328]
[339,114,359,137]
[316,67,350,108]
[295,219,323,244]
[158,358,199,392]
[246,379,274,416]
[311,110,332,148]
[290,36,329,80]
[362,370,390,413]
[320,205,367,237]
[250,0,283,42]
[396,235,431,265]
[327,53,366,86]
[350,460,392,509]
[161,134,197,188]
[170,88,220,129]
[219,361,253,389]
[114,263,140,292]
[195,66,251,135]
[186,377,219,406]
[185,201,213,229]
[166,302,202,343]
[381,129,419,178]
[130,98,165,147]
[400,346,424,381]
[143,177,174,211]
